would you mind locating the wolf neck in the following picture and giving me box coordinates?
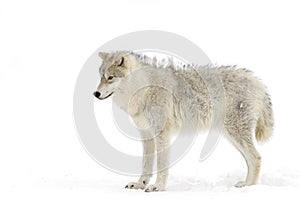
[112,66,152,112]
[125,52,154,72]
[112,54,162,111]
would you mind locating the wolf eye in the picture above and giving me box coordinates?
[118,57,124,66]
[107,75,114,80]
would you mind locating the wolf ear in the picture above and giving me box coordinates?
[98,52,109,59]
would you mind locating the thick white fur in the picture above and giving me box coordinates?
[96,51,274,192]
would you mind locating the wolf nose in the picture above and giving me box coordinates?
[93,91,101,98]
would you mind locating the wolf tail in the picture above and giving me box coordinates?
[255,94,274,142]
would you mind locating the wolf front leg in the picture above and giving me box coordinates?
[145,128,171,192]
[125,132,155,190]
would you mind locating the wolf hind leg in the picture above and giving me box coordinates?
[227,130,261,187]
[234,144,261,188]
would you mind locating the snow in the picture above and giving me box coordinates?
[15,169,300,204]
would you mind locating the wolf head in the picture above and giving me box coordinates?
[93,51,139,100]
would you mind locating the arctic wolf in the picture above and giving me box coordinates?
[94,51,274,192]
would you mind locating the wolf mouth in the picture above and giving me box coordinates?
[99,92,114,100]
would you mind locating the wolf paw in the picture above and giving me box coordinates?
[144,184,164,192]
[235,181,246,188]
[125,181,146,190]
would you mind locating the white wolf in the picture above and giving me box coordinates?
[94,51,274,192]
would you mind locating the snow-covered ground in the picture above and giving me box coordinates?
[1,1,300,204]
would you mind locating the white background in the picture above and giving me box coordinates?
[1,0,300,203]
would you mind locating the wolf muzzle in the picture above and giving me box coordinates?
[93,91,113,100]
